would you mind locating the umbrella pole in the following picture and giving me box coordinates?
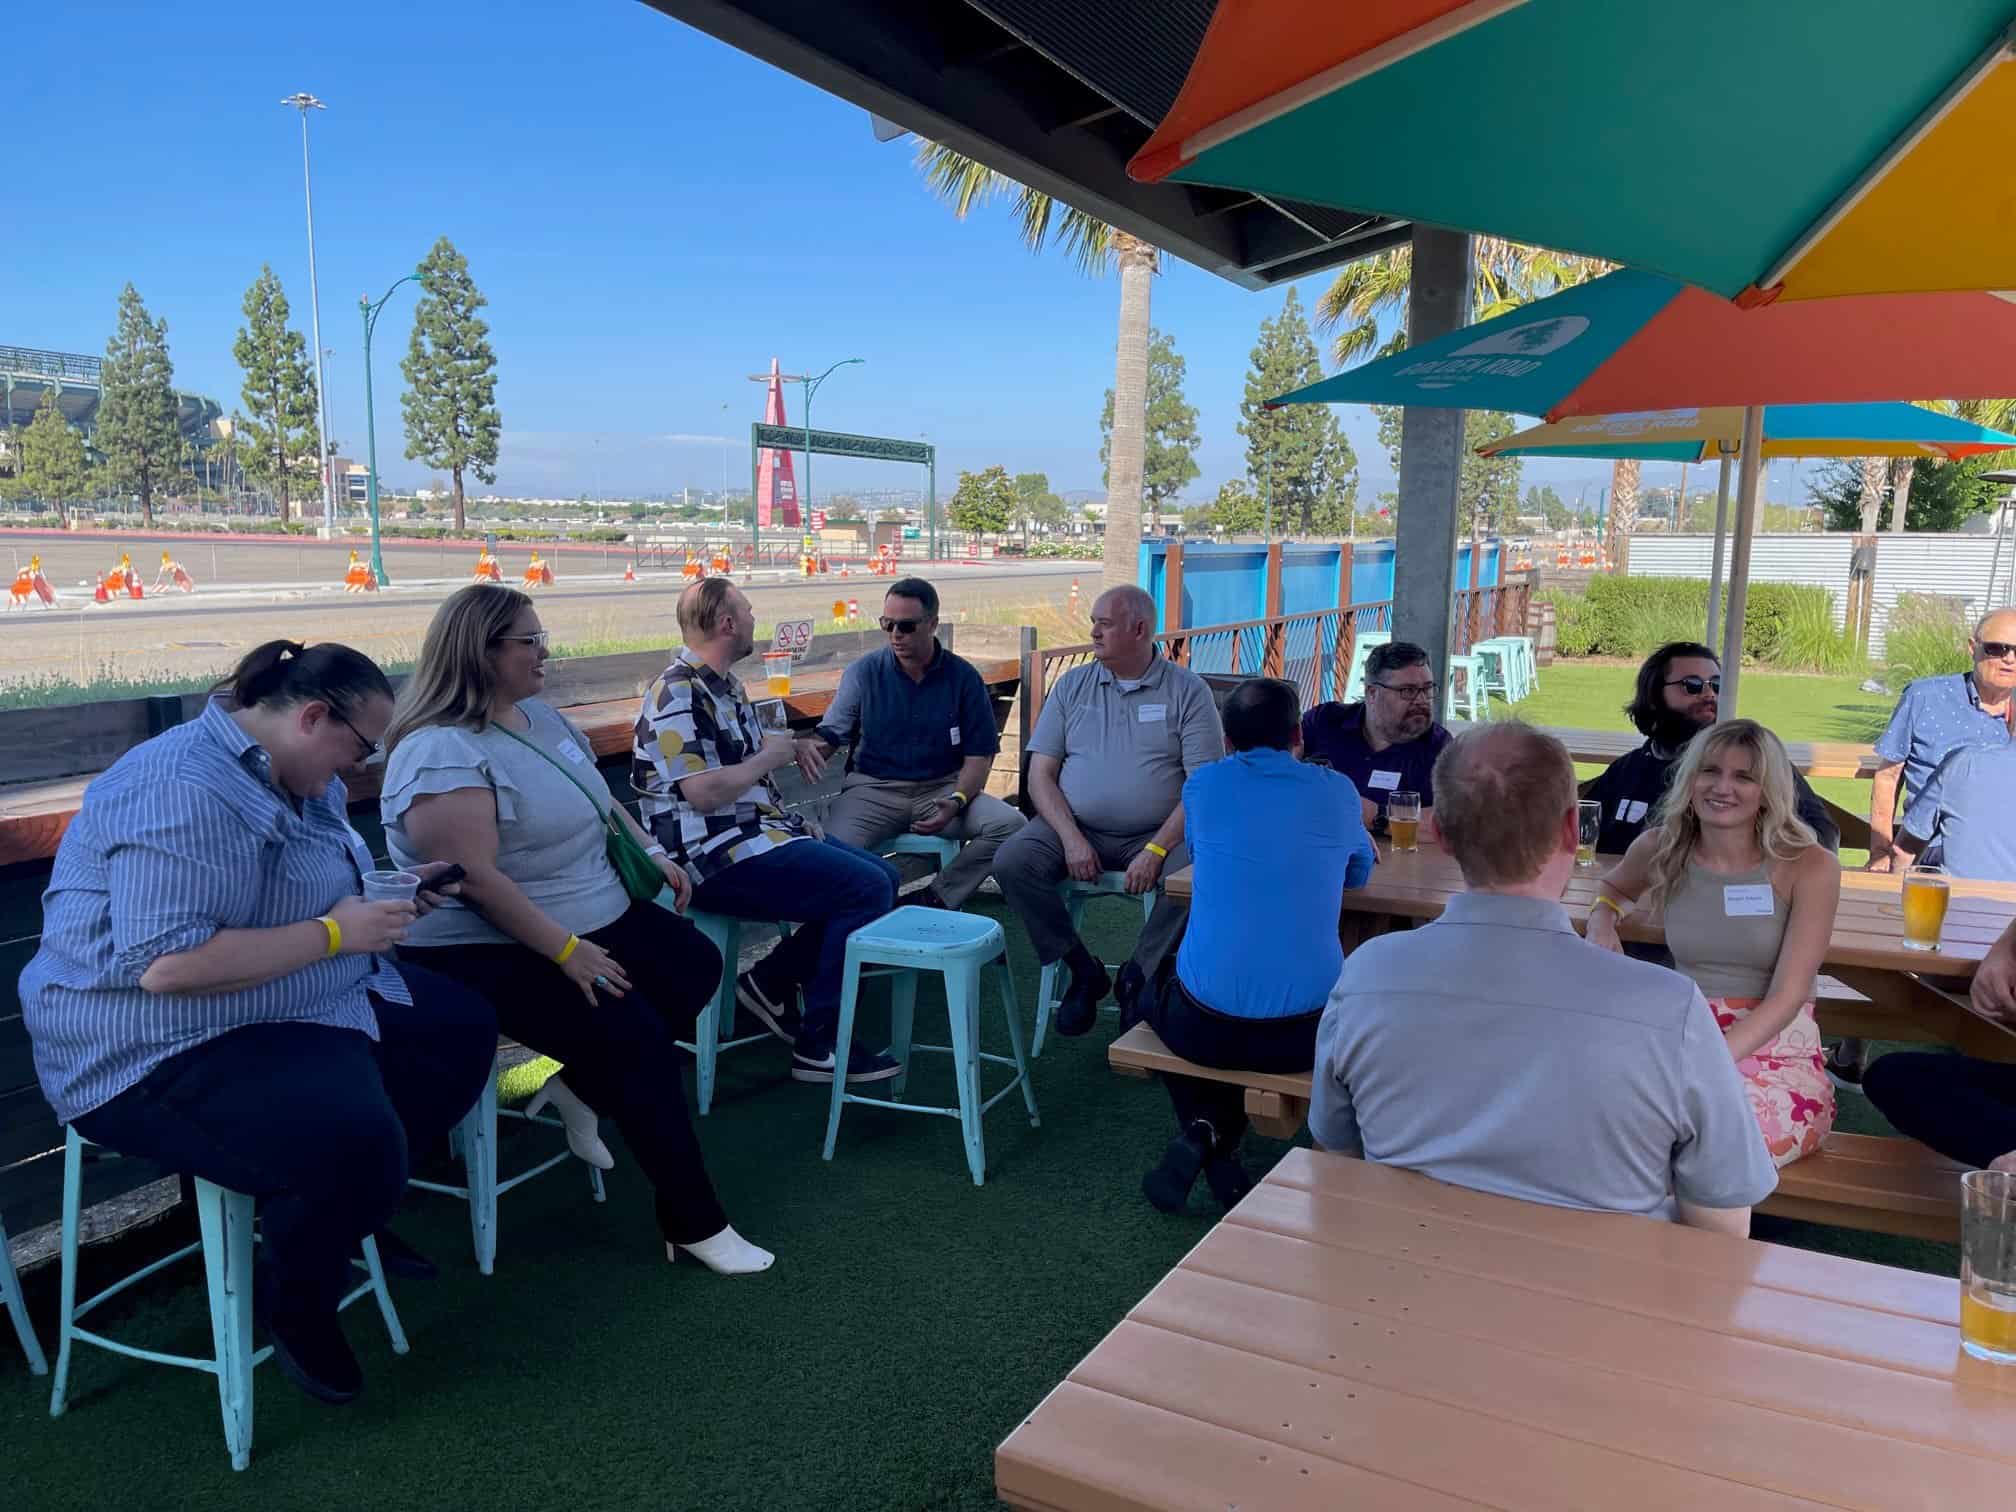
[1705,452,1733,643]
[1718,407,1766,717]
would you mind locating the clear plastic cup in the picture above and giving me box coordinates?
[762,650,792,696]
[362,869,421,903]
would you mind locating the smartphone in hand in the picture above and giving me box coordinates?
[419,863,467,896]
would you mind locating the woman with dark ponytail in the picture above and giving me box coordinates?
[20,639,498,1407]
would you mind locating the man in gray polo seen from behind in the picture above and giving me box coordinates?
[993,584,1223,1037]
[1309,722,1776,1233]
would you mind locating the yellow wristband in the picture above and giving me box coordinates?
[553,934,580,965]
[318,915,342,958]
[1144,842,1169,860]
[1593,895,1627,918]
[950,791,970,808]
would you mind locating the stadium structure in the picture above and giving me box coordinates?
[1,344,224,447]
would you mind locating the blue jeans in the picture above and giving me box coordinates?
[690,837,899,1054]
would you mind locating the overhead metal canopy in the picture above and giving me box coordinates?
[639,0,1411,289]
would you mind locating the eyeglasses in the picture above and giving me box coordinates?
[1370,680,1438,703]
[1978,641,2016,661]
[879,617,929,634]
[1662,675,1722,696]
[332,709,380,761]
[494,630,550,651]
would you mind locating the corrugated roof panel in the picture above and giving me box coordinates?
[967,0,1216,126]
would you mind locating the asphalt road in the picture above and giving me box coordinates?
[1,540,1086,687]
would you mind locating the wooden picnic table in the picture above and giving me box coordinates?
[1523,724,1880,781]
[1163,843,2016,1064]
[996,1147,2014,1511]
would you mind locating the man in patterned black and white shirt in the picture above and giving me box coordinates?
[634,578,901,1084]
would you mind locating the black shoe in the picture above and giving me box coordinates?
[1055,964,1112,1038]
[790,1040,903,1084]
[1113,961,1147,1023]
[371,1228,437,1282]
[1142,1123,1215,1213]
[1203,1155,1255,1211]
[915,888,953,910]
[737,970,802,1046]
[255,1257,362,1406]
[1823,1042,1866,1093]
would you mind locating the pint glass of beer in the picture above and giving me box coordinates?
[1961,1170,2016,1364]
[1576,800,1601,868]
[1388,790,1421,853]
[1901,864,1950,952]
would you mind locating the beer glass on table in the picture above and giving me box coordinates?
[1900,864,1950,952]
[1961,1170,2016,1364]
[1576,800,1601,869]
[1388,791,1421,854]
[762,651,793,697]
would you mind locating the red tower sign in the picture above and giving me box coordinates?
[755,358,800,529]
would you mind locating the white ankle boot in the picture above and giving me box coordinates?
[668,1226,775,1275]
[524,1075,615,1170]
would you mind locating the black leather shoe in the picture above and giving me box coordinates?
[1055,964,1112,1038]
[1203,1155,1255,1211]
[1143,1123,1215,1213]
[256,1257,362,1406]
[371,1228,438,1281]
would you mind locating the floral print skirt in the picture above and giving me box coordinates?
[1710,996,1834,1169]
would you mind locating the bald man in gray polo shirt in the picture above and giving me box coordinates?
[993,585,1223,1037]
[1309,723,1777,1232]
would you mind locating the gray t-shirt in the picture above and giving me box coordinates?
[1309,891,1778,1221]
[382,700,632,946]
[1027,652,1223,834]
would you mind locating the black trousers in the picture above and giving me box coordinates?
[1863,1051,2016,1169]
[1134,970,1322,1149]
[402,899,730,1244]
[74,963,497,1319]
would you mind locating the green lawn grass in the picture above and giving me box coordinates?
[1498,660,1889,863]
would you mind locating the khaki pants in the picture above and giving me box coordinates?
[822,771,1027,908]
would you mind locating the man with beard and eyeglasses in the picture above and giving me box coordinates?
[1300,641,1453,828]
[1582,641,1839,857]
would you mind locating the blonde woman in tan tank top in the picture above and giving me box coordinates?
[1589,719,1841,1168]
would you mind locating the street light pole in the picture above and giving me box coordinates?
[794,357,862,539]
[282,93,336,538]
[360,269,427,588]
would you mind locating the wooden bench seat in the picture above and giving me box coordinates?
[1108,1022,1312,1140]
[1759,1132,1967,1243]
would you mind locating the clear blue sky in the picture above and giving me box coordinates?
[13,1,1819,509]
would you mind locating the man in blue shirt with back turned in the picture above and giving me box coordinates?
[1128,677,1376,1215]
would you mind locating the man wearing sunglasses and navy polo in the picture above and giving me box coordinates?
[1583,640,1839,857]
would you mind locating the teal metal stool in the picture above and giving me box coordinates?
[3,1211,46,1374]
[49,1128,406,1471]
[884,832,959,871]
[665,900,791,1114]
[412,1054,607,1276]
[1342,630,1393,702]
[1473,636,1533,703]
[820,907,1039,1185]
[1032,872,1157,1057]
[1445,654,1488,722]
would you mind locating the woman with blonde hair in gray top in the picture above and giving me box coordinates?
[1588,718,1840,1167]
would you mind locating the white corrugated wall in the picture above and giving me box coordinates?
[1626,533,2009,654]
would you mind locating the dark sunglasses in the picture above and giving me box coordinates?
[1662,675,1722,696]
[1978,641,2016,661]
[879,616,928,634]
[333,708,381,761]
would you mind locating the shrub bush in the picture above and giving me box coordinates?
[1547,575,1862,672]
[1884,592,1972,686]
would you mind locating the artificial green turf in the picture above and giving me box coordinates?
[0,891,1957,1507]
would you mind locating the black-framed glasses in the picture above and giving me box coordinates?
[1979,641,2016,661]
[494,630,551,651]
[1662,675,1722,696]
[879,616,929,634]
[332,709,380,761]
[1370,680,1438,703]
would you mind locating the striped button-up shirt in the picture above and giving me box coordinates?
[20,699,407,1124]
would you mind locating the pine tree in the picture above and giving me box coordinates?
[401,237,500,533]
[947,465,1016,535]
[232,266,319,521]
[19,388,90,520]
[1238,290,1357,536]
[96,284,181,526]
[1100,329,1200,523]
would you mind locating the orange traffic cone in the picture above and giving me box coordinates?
[344,550,375,592]
[847,597,859,624]
[624,563,637,583]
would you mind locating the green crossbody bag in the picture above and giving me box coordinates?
[496,721,665,902]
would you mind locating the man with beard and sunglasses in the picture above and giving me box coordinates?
[792,577,1026,909]
[1583,641,1839,857]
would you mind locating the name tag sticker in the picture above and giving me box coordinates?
[1138,703,1168,723]
[1618,799,1648,822]
[557,739,589,766]
[950,725,962,746]
[1723,883,1775,917]
[1367,769,1402,791]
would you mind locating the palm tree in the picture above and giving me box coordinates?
[916,140,1154,590]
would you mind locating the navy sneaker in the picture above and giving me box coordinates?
[790,1040,903,1084]
[737,970,802,1046]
